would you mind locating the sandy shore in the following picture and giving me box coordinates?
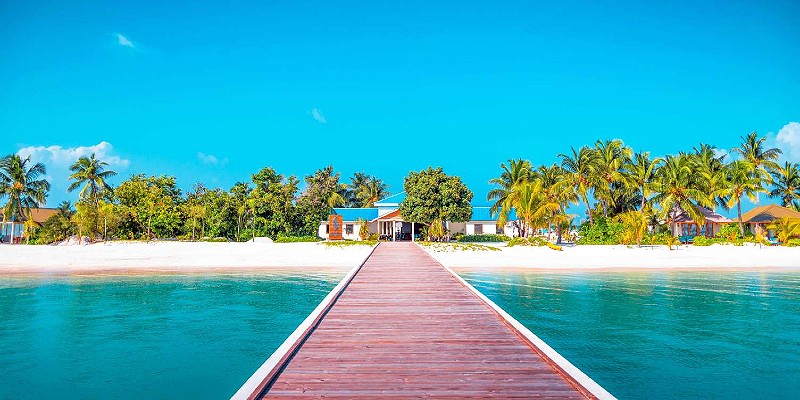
[0,242,375,276]
[423,243,800,271]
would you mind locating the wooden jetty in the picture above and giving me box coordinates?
[233,242,614,399]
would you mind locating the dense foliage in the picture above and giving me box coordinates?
[457,234,509,242]
[398,167,473,225]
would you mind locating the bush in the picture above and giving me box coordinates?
[692,236,718,246]
[785,238,800,247]
[506,236,560,250]
[367,233,379,241]
[275,235,322,243]
[458,234,509,243]
[644,232,672,246]
[576,217,625,245]
[507,237,529,247]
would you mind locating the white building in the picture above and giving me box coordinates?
[317,192,519,241]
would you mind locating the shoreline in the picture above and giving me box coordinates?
[0,242,371,277]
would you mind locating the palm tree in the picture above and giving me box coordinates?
[537,164,577,238]
[68,153,117,206]
[614,210,648,247]
[732,131,782,193]
[488,159,532,213]
[498,180,558,238]
[691,144,728,209]
[591,139,632,217]
[559,147,596,224]
[769,162,800,207]
[356,176,390,207]
[718,160,768,237]
[0,155,50,244]
[623,151,663,211]
[346,173,369,207]
[651,154,711,234]
[767,217,800,244]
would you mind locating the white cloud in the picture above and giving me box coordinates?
[17,141,130,168]
[776,122,800,162]
[712,147,729,161]
[116,33,135,48]
[15,142,129,205]
[310,108,327,124]
[197,152,227,166]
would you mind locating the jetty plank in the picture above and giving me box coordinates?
[245,242,604,399]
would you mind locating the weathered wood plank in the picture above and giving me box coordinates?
[238,242,610,399]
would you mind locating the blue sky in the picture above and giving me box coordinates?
[2,0,799,209]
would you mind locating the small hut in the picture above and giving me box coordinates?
[671,206,732,243]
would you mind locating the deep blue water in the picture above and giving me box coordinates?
[459,271,800,399]
[0,273,340,400]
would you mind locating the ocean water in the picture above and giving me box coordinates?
[459,271,800,399]
[0,272,341,400]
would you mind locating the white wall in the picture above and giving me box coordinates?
[318,221,378,241]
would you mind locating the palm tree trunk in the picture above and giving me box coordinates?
[104,218,108,241]
[737,199,745,238]
[640,186,646,211]
[582,194,594,224]
[9,221,15,245]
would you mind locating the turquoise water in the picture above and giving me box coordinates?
[460,271,800,399]
[0,273,341,400]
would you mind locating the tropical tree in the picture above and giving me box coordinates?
[36,201,76,243]
[355,176,390,207]
[488,159,532,213]
[732,131,782,191]
[623,151,663,211]
[718,160,768,237]
[559,146,596,224]
[651,154,712,234]
[591,139,632,217]
[498,180,558,237]
[0,155,50,244]
[769,162,800,208]
[68,154,116,207]
[97,200,120,241]
[398,167,473,226]
[767,217,800,244]
[536,164,577,238]
[614,210,648,247]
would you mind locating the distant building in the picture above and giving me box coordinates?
[738,204,800,237]
[0,208,58,244]
[671,206,732,242]
[318,192,518,241]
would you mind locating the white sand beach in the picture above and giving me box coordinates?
[423,244,800,271]
[0,242,375,275]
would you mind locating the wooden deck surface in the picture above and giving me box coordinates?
[249,242,599,399]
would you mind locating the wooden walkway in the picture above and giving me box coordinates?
[235,242,612,399]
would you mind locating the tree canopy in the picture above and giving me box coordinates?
[398,167,473,225]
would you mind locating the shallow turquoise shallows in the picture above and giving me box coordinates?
[459,271,800,399]
[0,273,341,400]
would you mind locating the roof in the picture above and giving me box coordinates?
[0,208,59,225]
[470,207,517,222]
[739,204,800,223]
[330,208,379,222]
[374,192,405,206]
[372,209,405,222]
[673,206,732,223]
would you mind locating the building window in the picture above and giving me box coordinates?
[325,224,329,233]
[474,224,483,234]
[345,224,354,234]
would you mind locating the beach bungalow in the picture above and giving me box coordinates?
[0,208,58,244]
[738,204,800,238]
[671,206,732,242]
[318,192,519,241]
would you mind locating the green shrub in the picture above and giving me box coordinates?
[785,238,800,247]
[367,233,379,241]
[644,232,672,245]
[275,235,322,243]
[692,236,720,246]
[576,217,625,245]
[458,234,510,243]
[323,240,377,247]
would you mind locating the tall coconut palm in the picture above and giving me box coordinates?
[591,139,632,217]
[488,159,532,214]
[0,155,50,244]
[769,162,800,207]
[537,164,577,237]
[356,176,390,207]
[68,153,117,206]
[498,180,557,237]
[718,160,768,237]
[623,151,663,211]
[559,146,596,224]
[345,172,369,207]
[732,131,782,190]
[651,154,711,234]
